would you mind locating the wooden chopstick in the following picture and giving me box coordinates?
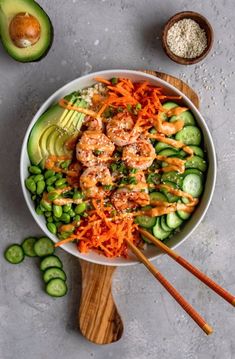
[126,238,213,335]
[139,228,235,307]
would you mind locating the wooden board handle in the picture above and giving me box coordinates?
[78,260,123,344]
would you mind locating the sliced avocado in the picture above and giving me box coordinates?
[0,0,53,62]
[27,94,87,167]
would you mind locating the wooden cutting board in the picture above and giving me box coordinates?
[78,70,200,345]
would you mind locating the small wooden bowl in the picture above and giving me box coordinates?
[162,11,214,65]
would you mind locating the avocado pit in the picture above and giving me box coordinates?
[9,12,41,48]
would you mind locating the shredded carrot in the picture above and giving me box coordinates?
[55,200,139,257]
[59,99,98,118]
[94,77,111,85]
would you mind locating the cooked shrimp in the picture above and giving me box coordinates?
[80,165,113,198]
[122,139,155,170]
[83,116,103,131]
[106,112,142,146]
[76,130,115,167]
[111,188,150,211]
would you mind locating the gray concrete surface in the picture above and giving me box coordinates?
[0,0,235,358]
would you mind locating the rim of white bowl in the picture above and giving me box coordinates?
[20,69,217,266]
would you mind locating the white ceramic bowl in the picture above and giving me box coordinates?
[20,70,216,266]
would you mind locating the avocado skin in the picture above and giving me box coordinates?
[0,0,54,63]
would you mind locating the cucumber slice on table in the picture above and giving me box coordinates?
[153,218,172,240]
[169,110,196,126]
[22,237,37,257]
[4,244,24,264]
[175,125,202,145]
[40,255,63,271]
[46,278,68,297]
[43,267,66,283]
[185,156,207,172]
[182,174,203,198]
[160,215,172,232]
[166,212,183,229]
[34,237,54,257]
[135,215,156,228]
[149,192,168,205]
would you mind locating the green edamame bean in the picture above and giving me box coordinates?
[34,174,44,183]
[63,204,72,213]
[75,202,87,214]
[59,232,71,240]
[36,180,46,195]
[55,178,67,188]
[74,215,81,225]
[48,191,60,201]
[55,173,63,179]
[28,165,42,174]
[61,160,71,169]
[47,216,53,223]
[47,186,55,193]
[53,205,63,218]
[47,222,57,234]
[55,222,62,229]
[31,194,36,201]
[68,209,76,217]
[46,176,57,186]
[25,178,36,193]
[73,191,83,200]
[45,211,52,217]
[53,216,60,223]
[36,205,44,215]
[60,213,71,223]
[40,199,52,211]
[44,170,55,179]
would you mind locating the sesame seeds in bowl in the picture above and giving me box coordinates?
[162,11,214,65]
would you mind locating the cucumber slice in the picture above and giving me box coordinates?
[175,126,202,145]
[177,209,191,220]
[140,229,153,244]
[46,278,68,297]
[188,146,205,158]
[155,142,175,153]
[166,212,183,229]
[40,255,63,271]
[163,101,179,110]
[160,215,172,232]
[183,168,204,180]
[153,218,172,240]
[160,181,179,203]
[182,174,203,198]
[135,215,156,228]
[185,156,207,172]
[158,148,179,157]
[149,192,168,204]
[160,102,179,121]
[43,267,66,283]
[170,110,196,126]
[22,237,37,257]
[4,244,24,264]
[34,237,55,257]
[161,171,183,188]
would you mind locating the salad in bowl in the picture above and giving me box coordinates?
[20,70,216,266]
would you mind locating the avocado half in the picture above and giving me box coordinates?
[0,0,53,62]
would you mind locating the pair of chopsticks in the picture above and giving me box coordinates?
[126,229,235,335]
